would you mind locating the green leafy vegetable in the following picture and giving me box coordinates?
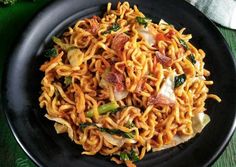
[64,76,72,86]
[109,23,120,31]
[119,149,139,162]
[187,54,196,64]
[79,122,96,130]
[130,150,139,162]
[43,48,57,58]
[102,23,120,34]
[86,101,119,117]
[174,74,186,88]
[79,123,134,139]
[0,0,17,5]
[99,128,134,139]
[136,17,151,28]
[120,153,130,161]
[179,39,189,50]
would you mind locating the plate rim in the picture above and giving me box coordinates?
[1,0,236,167]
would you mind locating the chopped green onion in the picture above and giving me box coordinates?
[86,101,119,117]
[187,54,196,64]
[179,38,189,50]
[174,74,186,88]
[43,48,57,58]
[64,76,72,86]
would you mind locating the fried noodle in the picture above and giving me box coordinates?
[39,2,221,166]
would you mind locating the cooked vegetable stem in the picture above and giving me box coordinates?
[99,128,134,139]
[79,123,134,139]
[86,101,119,117]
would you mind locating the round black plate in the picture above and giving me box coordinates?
[2,0,236,167]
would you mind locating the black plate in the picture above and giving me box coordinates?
[2,0,236,166]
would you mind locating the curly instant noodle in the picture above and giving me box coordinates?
[39,2,221,166]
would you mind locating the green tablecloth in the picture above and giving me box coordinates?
[0,1,235,166]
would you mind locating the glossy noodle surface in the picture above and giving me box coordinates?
[39,2,221,166]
